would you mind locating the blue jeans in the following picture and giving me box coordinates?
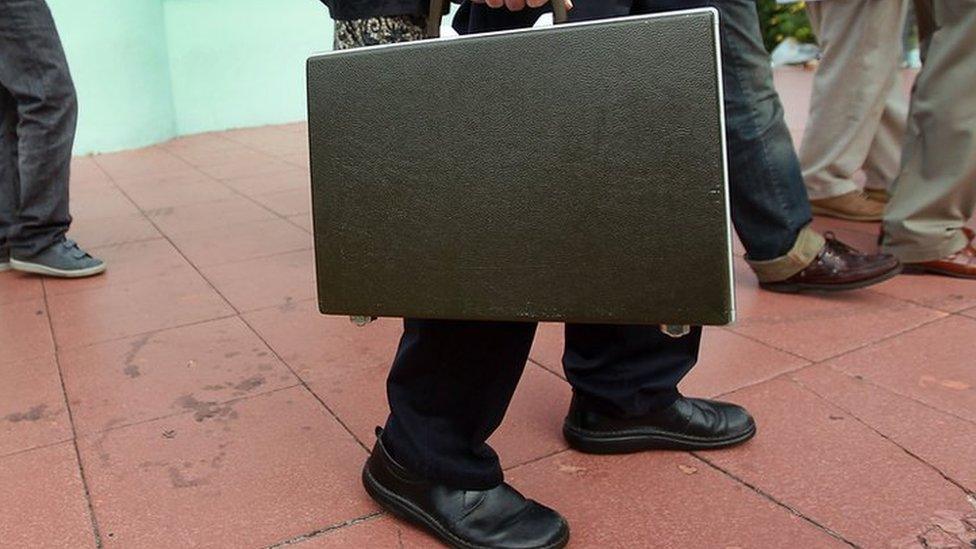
[455,0,815,263]
[0,0,76,257]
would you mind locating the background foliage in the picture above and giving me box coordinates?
[757,0,816,51]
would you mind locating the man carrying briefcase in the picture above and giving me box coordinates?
[318,1,755,547]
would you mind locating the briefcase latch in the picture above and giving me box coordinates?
[350,316,375,327]
[659,325,691,338]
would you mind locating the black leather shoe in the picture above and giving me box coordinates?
[362,429,570,549]
[563,395,756,454]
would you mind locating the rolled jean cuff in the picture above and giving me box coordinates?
[746,225,826,283]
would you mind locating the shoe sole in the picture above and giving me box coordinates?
[902,264,976,279]
[362,467,569,549]
[10,258,106,279]
[0,262,10,273]
[562,421,757,455]
[810,205,883,222]
[759,263,903,294]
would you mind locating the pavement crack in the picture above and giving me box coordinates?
[263,511,383,547]
[691,453,859,548]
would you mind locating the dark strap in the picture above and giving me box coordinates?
[427,0,568,37]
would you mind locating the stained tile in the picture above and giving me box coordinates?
[730,284,945,362]
[167,217,310,268]
[200,248,315,312]
[0,270,44,306]
[0,298,54,365]
[793,364,976,489]
[59,317,298,434]
[243,301,402,383]
[47,271,233,348]
[705,378,974,547]
[506,450,842,548]
[0,356,72,457]
[0,443,96,548]
[43,239,189,297]
[252,187,312,216]
[146,196,275,236]
[78,387,373,548]
[818,316,976,423]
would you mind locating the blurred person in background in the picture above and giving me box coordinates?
[882,0,976,278]
[456,0,903,294]
[798,0,910,222]
[0,0,105,278]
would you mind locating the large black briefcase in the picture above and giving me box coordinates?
[306,7,734,326]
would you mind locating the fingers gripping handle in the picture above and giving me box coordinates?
[426,0,569,38]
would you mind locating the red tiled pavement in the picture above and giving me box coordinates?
[5,68,976,547]
[77,387,374,548]
[703,378,974,547]
[0,355,72,457]
[58,317,299,434]
[0,443,97,548]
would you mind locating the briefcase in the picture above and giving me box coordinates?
[306,7,734,326]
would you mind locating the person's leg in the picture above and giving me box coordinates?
[883,0,976,264]
[562,324,699,418]
[560,323,755,453]
[0,87,18,269]
[0,0,74,258]
[863,79,910,197]
[383,318,537,489]
[800,0,909,204]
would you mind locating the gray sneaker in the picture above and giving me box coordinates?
[11,239,106,278]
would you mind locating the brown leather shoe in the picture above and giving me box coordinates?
[761,233,902,293]
[811,191,885,222]
[905,241,976,279]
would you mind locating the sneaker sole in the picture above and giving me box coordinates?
[760,263,903,294]
[10,259,106,279]
[902,264,976,279]
[0,262,10,273]
[362,467,569,549]
[563,421,757,455]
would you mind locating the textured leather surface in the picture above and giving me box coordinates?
[307,11,733,325]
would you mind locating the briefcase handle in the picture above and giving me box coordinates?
[426,0,569,38]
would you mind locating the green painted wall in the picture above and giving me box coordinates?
[47,0,333,155]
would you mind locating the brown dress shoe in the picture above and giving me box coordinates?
[761,233,902,293]
[810,191,885,222]
[905,242,976,279]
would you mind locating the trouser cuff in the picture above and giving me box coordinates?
[746,225,826,283]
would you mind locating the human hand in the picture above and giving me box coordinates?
[471,0,573,11]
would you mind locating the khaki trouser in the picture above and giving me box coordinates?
[882,0,976,262]
[800,0,909,200]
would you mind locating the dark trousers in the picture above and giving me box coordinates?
[383,320,702,489]
[456,0,814,262]
[0,0,75,257]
